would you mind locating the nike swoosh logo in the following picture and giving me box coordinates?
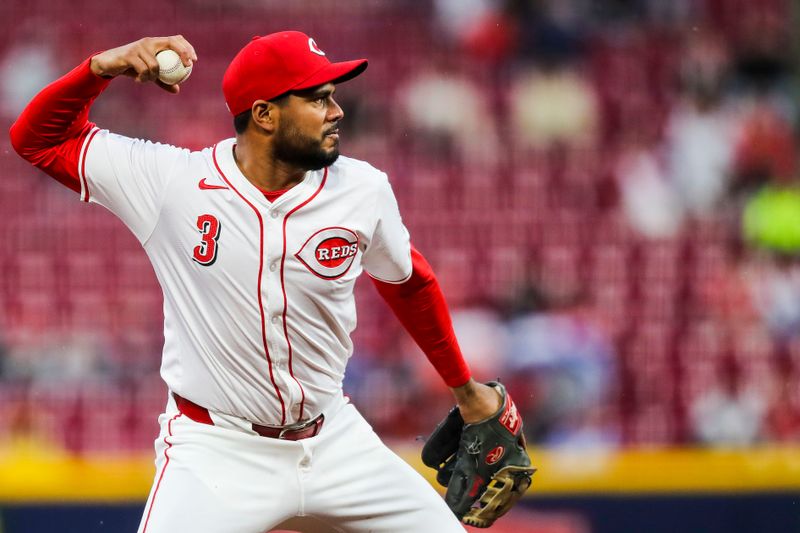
[199,178,229,190]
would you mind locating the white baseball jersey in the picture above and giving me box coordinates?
[79,132,412,426]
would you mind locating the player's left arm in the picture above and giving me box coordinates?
[365,176,534,527]
[370,247,501,419]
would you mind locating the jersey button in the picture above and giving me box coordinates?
[269,262,278,272]
[271,316,279,324]
[270,210,280,219]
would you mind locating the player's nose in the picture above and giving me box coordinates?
[327,97,344,122]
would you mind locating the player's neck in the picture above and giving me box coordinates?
[233,138,306,192]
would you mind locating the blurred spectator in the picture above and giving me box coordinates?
[700,246,761,330]
[615,134,683,238]
[434,0,518,65]
[545,405,621,450]
[702,245,800,342]
[2,331,108,384]
[343,349,420,439]
[639,0,693,29]
[730,5,793,109]
[764,362,800,442]
[509,63,598,150]
[690,356,766,446]
[400,56,500,166]
[505,290,616,445]
[508,0,586,65]
[732,102,797,195]
[433,0,497,45]
[405,305,509,421]
[664,30,742,218]
[0,35,56,119]
[743,254,800,340]
[450,306,509,380]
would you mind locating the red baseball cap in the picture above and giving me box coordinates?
[223,31,368,116]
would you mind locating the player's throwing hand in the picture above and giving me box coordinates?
[89,35,196,93]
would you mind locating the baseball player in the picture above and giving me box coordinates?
[10,32,531,532]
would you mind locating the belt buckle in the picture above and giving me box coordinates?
[278,414,323,439]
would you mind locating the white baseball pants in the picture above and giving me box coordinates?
[136,393,465,533]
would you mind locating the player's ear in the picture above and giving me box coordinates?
[251,100,277,134]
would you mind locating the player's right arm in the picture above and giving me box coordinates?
[9,36,197,242]
[9,36,195,186]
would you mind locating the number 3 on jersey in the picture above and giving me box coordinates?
[193,214,221,266]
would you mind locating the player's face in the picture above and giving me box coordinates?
[274,83,344,171]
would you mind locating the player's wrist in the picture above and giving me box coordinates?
[451,379,503,424]
[89,53,114,78]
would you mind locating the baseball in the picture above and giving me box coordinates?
[156,49,192,85]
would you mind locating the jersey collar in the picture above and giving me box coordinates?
[212,138,321,210]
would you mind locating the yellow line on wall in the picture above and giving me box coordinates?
[0,440,153,502]
[1,439,799,502]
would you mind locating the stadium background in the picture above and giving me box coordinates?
[1,0,799,531]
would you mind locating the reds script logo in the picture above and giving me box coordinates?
[295,227,359,280]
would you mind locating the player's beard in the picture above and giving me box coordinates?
[273,121,340,171]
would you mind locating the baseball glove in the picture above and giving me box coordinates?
[422,382,535,528]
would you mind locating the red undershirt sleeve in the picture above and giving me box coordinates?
[8,55,111,193]
[371,245,472,388]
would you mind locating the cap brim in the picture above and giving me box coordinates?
[293,59,368,91]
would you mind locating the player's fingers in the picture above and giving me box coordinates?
[137,51,161,83]
[156,79,180,94]
[127,55,151,82]
[135,37,166,63]
[168,34,197,66]
[118,66,139,79]
[137,36,176,64]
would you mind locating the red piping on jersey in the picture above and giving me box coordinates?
[280,167,328,420]
[79,128,100,202]
[142,412,182,533]
[212,143,287,424]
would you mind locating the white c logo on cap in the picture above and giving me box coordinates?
[308,38,326,56]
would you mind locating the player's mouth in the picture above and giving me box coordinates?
[324,128,339,140]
